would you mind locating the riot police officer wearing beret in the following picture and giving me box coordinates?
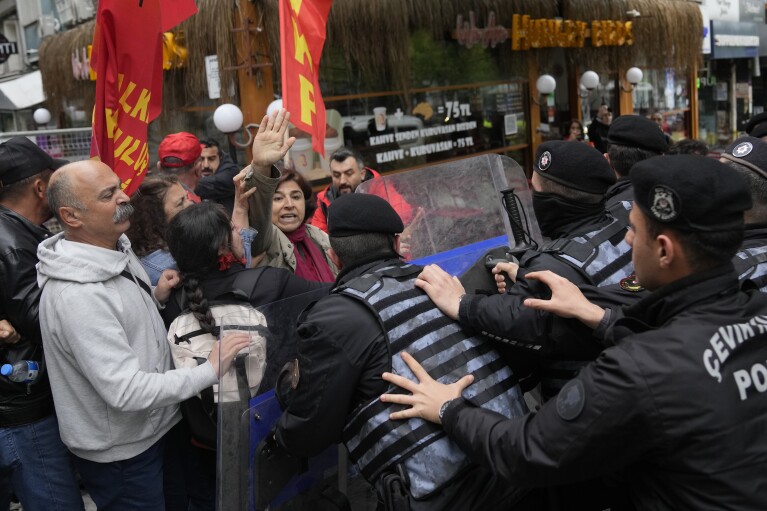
[603,114,669,208]
[720,136,767,291]
[383,154,767,510]
[441,140,636,400]
[745,111,767,141]
[274,193,533,510]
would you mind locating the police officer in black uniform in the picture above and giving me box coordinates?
[720,136,767,291]
[603,114,669,208]
[384,154,767,510]
[457,140,636,400]
[274,193,533,511]
[745,111,767,141]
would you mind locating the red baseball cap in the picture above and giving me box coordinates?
[158,132,202,168]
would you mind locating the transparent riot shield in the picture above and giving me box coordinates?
[357,153,542,276]
[217,288,351,511]
[215,155,542,510]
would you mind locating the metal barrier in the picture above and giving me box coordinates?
[0,127,92,162]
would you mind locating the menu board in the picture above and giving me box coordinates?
[324,82,528,174]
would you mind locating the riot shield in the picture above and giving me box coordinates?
[357,153,542,275]
[216,155,542,510]
[217,288,358,511]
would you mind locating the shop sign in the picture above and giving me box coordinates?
[0,32,18,65]
[739,0,764,23]
[455,11,508,49]
[711,20,759,58]
[511,15,633,50]
[336,83,525,173]
[705,0,739,21]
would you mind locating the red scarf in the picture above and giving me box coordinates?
[218,253,246,271]
[286,225,335,282]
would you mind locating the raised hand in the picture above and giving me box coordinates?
[250,109,296,174]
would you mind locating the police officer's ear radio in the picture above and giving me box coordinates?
[500,188,538,255]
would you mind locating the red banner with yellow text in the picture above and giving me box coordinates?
[279,0,332,155]
[90,0,197,196]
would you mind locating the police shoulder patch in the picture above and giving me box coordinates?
[538,151,552,172]
[556,379,586,421]
[619,274,644,292]
[649,185,680,222]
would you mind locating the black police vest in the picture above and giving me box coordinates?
[733,242,767,292]
[338,264,528,499]
[537,201,633,286]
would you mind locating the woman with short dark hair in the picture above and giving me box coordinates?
[125,175,190,285]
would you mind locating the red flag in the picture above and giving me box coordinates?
[279,0,333,156]
[90,0,197,196]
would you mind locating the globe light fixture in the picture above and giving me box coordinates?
[213,103,261,149]
[532,74,556,105]
[33,107,52,126]
[622,67,644,92]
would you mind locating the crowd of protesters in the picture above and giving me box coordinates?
[1,108,767,511]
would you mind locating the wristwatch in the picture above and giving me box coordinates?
[438,399,454,423]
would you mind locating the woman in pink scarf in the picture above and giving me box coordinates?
[245,109,337,282]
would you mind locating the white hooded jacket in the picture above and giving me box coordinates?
[37,233,217,462]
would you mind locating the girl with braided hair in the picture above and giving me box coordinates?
[162,200,327,329]
[160,199,327,510]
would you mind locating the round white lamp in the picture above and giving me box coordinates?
[626,67,643,85]
[536,74,557,95]
[580,71,600,91]
[33,108,52,126]
[266,99,284,117]
[213,104,244,134]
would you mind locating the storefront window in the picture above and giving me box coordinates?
[315,81,527,177]
[632,68,690,141]
[538,49,571,142]
[697,59,753,151]
[281,29,530,182]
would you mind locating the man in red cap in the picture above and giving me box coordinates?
[157,132,203,203]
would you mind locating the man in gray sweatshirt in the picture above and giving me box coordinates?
[36,160,249,510]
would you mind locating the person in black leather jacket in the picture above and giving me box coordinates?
[0,137,84,510]
[195,139,240,214]
[384,155,767,510]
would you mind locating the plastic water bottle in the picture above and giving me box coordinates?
[1,361,40,384]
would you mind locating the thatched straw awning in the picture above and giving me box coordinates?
[258,0,559,93]
[562,0,702,71]
[258,0,701,89]
[39,0,701,120]
[38,0,238,124]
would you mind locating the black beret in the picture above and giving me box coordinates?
[0,137,63,188]
[534,140,615,194]
[745,111,767,139]
[327,193,404,237]
[631,155,751,233]
[607,115,669,153]
[721,136,767,180]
